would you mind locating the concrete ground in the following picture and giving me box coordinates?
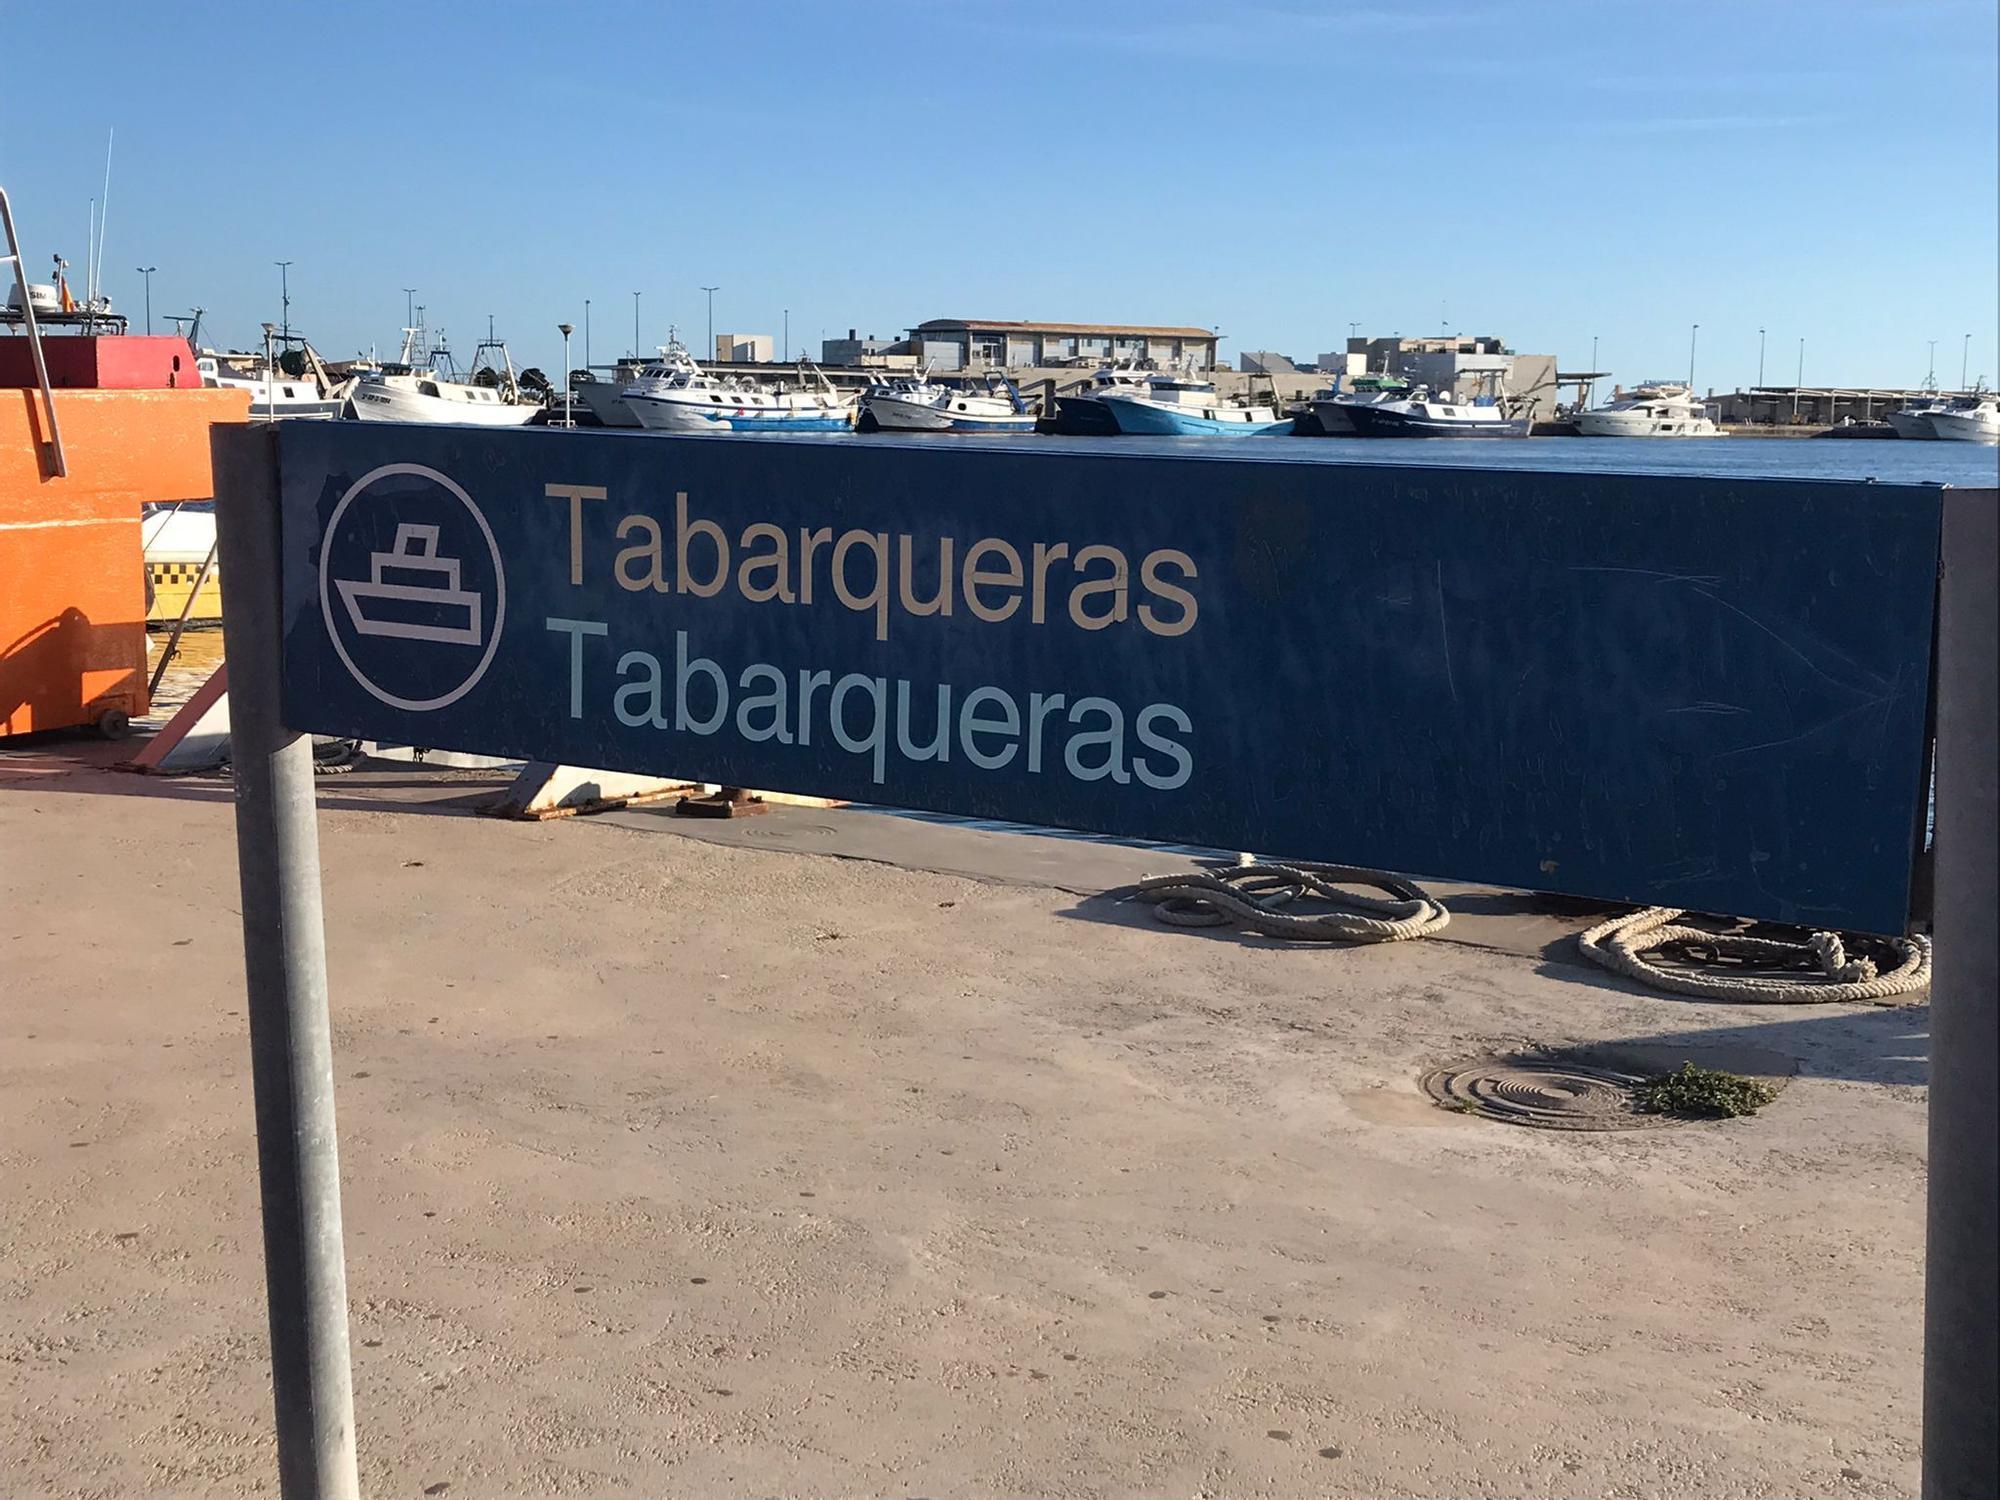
[0,735,1928,1499]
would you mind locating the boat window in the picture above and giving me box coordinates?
[419,381,440,397]
[711,394,725,403]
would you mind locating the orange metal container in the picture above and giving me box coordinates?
[1,386,249,736]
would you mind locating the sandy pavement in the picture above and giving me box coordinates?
[0,755,1927,1498]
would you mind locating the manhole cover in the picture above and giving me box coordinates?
[1421,1054,1659,1131]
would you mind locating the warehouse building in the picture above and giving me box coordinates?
[907,318,1219,373]
[1320,334,1560,421]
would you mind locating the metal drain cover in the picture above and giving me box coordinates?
[1421,1055,1658,1131]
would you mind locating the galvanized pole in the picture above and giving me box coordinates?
[1924,485,1999,1500]
[212,425,361,1500]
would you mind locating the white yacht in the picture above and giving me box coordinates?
[1927,393,1999,444]
[620,340,855,433]
[1576,383,1721,438]
[343,324,541,427]
[859,372,1036,433]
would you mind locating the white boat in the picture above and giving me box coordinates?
[1302,373,1414,435]
[573,361,649,427]
[1094,369,1289,436]
[1886,383,1948,440]
[621,340,855,433]
[197,351,343,419]
[1344,387,1530,438]
[1575,382,1721,438]
[1053,362,1154,434]
[859,372,1035,433]
[343,323,541,427]
[1927,394,2000,444]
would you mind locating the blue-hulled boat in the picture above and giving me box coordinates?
[1057,362,1289,436]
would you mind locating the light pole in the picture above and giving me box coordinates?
[700,285,719,360]
[1929,340,1938,385]
[632,292,641,358]
[260,323,277,423]
[783,308,789,362]
[584,299,591,369]
[1757,327,1766,387]
[402,286,416,330]
[558,322,574,427]
[1963,333,1972,391]
[275,260,293,342]
[135,265,156,335]
[1793,337,1804,424]
[1688,323,1699,391]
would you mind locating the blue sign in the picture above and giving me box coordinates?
[277,425,1943,934]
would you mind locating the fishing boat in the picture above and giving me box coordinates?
[572,360,648,427]
[1051,362,1154,435]
[1927,393,1999,444]
[1575,382,1721,437]
[1093,367,1289,436]
[343,322,541,427]
[858,372,1035,433]
[1886,380,1949,439]
[1343,387,1530,438]
[1299,373,1414,435]
[621,339,855,433]
[196,351,344,419]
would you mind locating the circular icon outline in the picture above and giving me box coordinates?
[318,462,507,713]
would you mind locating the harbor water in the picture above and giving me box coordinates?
[553,425,2000,486]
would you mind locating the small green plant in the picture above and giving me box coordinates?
[1635,1063,1777,1119]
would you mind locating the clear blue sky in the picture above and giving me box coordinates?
[3,0,1994,391]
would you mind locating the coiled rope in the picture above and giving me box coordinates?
[1578,907,1930,1005]
[1134,863,1450,943]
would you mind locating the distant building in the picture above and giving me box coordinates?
[908,318,1218,373]
[821,329,903,366]
[715,333,774,364]
[1341,334,1559,420]
[1238,351,1301,374]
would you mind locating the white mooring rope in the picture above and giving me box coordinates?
[1134,863,1451,943]
[1578,907,1931,1005]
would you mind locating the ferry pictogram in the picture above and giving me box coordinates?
[333,523,484,646]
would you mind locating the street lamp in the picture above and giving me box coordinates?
[1688,323,1699,391]
[275,260,293,342]
[701,285,719,360]
[558,322,574,427]
[1963,333,1973,392]
[260,323,278,424]
[402,287,416,330]
[632,291,641,358]
[584,299,591,369]
[1757,327,1766,387]
[135,265,156,335]
[1793,337,1804,424]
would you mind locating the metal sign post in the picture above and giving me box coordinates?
[1924,489,1998,1500]
[213,425,360,1500]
